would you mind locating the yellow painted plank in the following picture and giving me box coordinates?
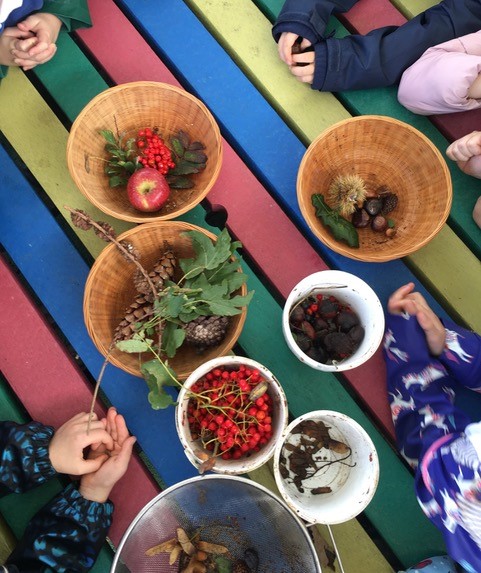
[187,0,481,333]
[186,0,350,144]
[0,69,132,258]
[391,0,437,19]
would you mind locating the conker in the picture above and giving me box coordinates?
[352,207,370,228]
[371,215,387,232]
[364,197,382,216]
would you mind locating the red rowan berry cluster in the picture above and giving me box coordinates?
[188,365,274,461]
[136,128,175,175]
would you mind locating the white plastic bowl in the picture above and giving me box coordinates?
[282,270,384,372]
[273,410,379,525]
[176,356,288,475]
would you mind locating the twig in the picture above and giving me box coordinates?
[64,205,157,300]
[87,344,113,434]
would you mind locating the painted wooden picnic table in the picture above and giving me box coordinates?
[1,0,481,571]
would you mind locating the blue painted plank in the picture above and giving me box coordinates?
[116,0,448,315]
[0,144,196,487]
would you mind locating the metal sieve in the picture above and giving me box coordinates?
[110,474,322,572]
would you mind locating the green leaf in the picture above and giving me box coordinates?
[141,359,178,410]
[169,160,203,175]
[170,137,185,158]
[183,150,208,164]
[165,175,195,189]
[214,556,233,573]
[109,175,126,188]
[162,321,186,358]
[311,194,359,248]
[387,218,395,228]
[116,339,150,353]
[99,130,117,145]
[206,290,254,316]
[123,161,137,174]
[223,272,248,294]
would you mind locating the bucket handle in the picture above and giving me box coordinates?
[305,522,346,573]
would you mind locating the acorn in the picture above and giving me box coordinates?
[371,215,388,232]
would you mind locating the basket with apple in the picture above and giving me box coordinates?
[66,82,222,223]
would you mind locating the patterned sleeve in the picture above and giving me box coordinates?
[5,483,113,573]
[438,319,481,391]
[0,421,57,495]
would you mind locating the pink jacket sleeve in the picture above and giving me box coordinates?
[397,31,481,115]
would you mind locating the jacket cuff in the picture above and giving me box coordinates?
[312,42,328,90]
[62,483,114,526]
[29,422,57,482]
[272,19,320,45]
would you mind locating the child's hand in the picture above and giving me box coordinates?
[278,32,303,65]
[49,412,114,476]
[388,283,446,356]
[289,45,315,85]
[446,131,481,179]
[79,408,136,503]
[0,26,34,67]
[10,13,61,70]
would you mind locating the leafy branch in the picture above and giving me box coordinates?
[312,194,359,248]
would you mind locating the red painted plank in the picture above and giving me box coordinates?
[77,0,394,438]
[343,0,480,139]
[0,256,160,546]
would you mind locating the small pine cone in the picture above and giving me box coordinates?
[381,192,398,215]
[133,249,176,297]
[119,240,141,262]
[184,315,229,350]
[113,295,153,342]
[94,221,116,242]
[70,209,93,231]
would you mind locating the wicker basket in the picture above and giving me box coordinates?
[297,116,452,262]
[67,82,222,223]
[83,222,247,379]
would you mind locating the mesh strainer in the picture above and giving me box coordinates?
[111,475,322,572]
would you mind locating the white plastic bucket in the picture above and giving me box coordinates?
[282,270,384,372]
[176,356,288,475]
[273,410,379,525]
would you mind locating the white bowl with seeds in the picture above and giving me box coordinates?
[273,410,379,525]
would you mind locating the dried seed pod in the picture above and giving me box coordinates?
[301,320,316,340]
[289,304,305,325]
[381,192,399,215]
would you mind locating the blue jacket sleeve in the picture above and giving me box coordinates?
[4,483,113,573]
[39,0,92,32]
[0,422,57,495]
[273,0,481,91]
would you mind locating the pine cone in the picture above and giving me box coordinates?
[119,240,141,262]
[94,221,116,242]
[133,248,176,298]
[381,192,398,215]
[184,316,229,350]
[70,209,93,231]
[113,295,154,342]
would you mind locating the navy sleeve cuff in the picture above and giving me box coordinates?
[312,42,328,90]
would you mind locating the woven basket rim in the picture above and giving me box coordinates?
[297,115,453,262]
[83,221,248,378]
[67,82,223,223]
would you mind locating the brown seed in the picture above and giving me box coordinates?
[385,227,397,238]
[371,215,387,232]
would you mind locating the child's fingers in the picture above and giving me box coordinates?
[278,32,298,65]
[115,414,129,445]
[387,282,415,313]
[81,454,110,473]
[82,428,114,451]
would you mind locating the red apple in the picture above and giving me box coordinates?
[127,167,170,212]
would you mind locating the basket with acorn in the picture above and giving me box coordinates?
[297,116,452,262]
[69,208,252,410]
